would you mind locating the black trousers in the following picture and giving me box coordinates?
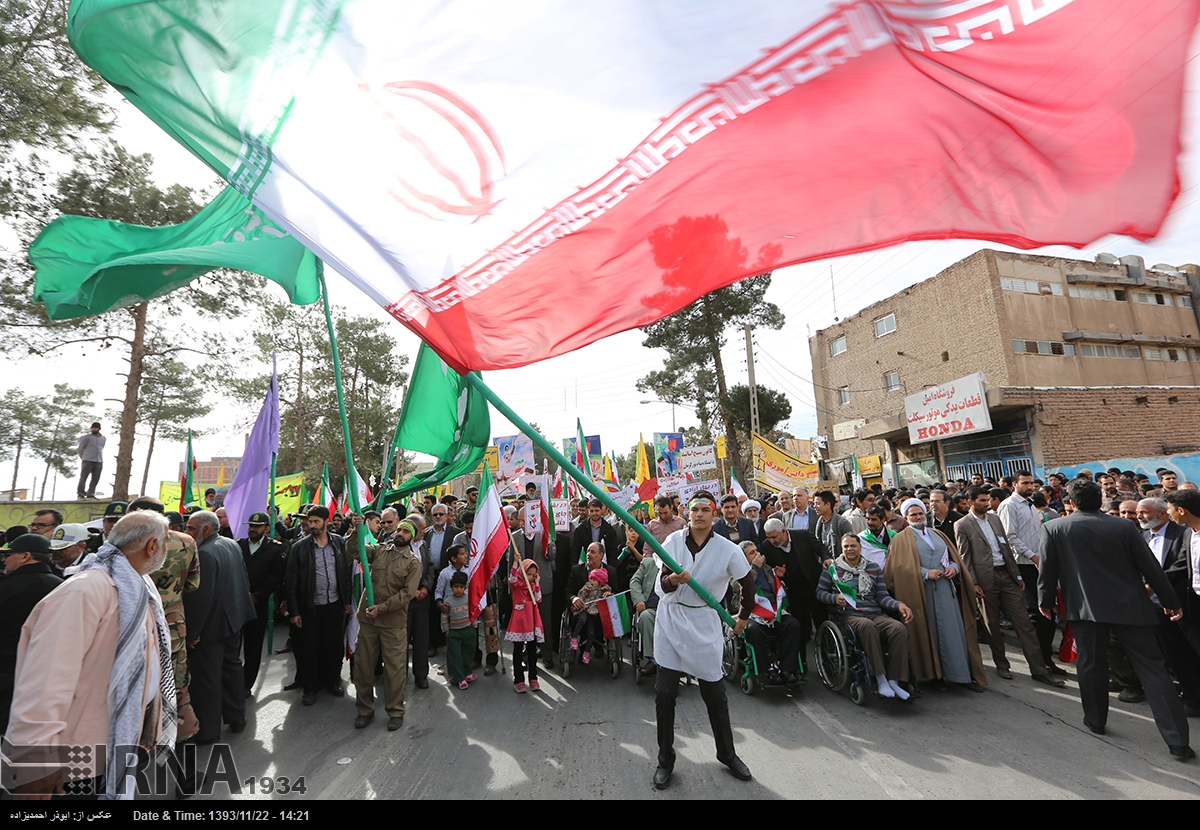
[1157,616,1200,707]
[243,611,269,690]
[188,632,245,741]
[745,616,803,675]
[655,666,735,769]
[512,641,539,684]
[1073,620,1188,747]
[297,602,345,694]
[408,597,430,682]
[1019,564,1058,664]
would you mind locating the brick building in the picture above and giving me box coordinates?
[178,456,242,486]
[809,249,1200,488]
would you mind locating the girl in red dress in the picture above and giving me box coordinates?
[506,557,544,693]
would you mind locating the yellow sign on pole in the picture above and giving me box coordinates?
[484,445,500,473]
[716,436,727,459]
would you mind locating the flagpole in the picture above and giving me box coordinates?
[318,271,375,606]
[267,450,278,655]
[464,373,734,627]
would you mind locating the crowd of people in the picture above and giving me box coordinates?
[1,463,1197,798]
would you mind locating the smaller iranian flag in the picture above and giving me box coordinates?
[828,563,858,610]
[598,592,632,639]
[729,469,748,500]
[751,573,787,623]
[467,474,509,622]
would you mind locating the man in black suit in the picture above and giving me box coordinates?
[1039,480,1191,760]
[929,490,962,535]
[760,518,828,671]
[1163,492,1200,695]
[0,534,63,735]
[184,510,256,739]
[238,512,287,693]
[1139,496,1200,713]
[569,498,621,568]
[713,494,757,546]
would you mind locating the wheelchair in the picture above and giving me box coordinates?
[814,618,917,706]
[558,607,622,679]
[722,620,804,696]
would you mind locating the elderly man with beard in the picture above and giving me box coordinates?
[5,511,176,799]
[884,498,986,692]
[348,515,422,731]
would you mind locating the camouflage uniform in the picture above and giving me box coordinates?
[154,528,202,742]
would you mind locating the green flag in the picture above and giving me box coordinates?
[377,343,490,502]
[30,186,321,320]
[179,430,197,513]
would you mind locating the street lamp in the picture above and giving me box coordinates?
[640,398,677,432]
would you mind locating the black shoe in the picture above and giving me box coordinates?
[328,684,346,697]
[1046,663,1068,677]
[932,678,948,692]
[388,716,404,731]
[1118,687,1145,703]
[782,671,800,687]
[229,721,246,734]
[1169,744,1196,762]
[302,691,317,706]
[1084,719,1106,735]
[354,714,373,729]
[653,765,672,790]
[996,667,1014,680]
[1032,673,1066,688]
[543,656,555,670]
[1109,679,1123,692]
[961,681,985,693]
[415,677,429,689]
[428,647,438,658]
[484,665,496,677]
[718,754,752,781]
[284,681,301,691]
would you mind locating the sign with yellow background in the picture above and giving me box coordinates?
[751,432,820,491]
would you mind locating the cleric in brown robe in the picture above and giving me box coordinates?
[884,498,987,691]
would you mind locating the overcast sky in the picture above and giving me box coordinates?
[4,27,1200,502]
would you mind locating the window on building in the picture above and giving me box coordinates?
[1145,348,1186,362]
[830,336,847,356]
[838,386,850,405]
[1132,291,1173,306]
[1179,295,1194,309]
[884,372,900,392]
[1000,277,1063,296]
[1080,343,1141,359]
[873,314,896,338]
[1011,339,1076,356]
[1067,285,1121,302]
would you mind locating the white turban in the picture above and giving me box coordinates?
[742,500,761,512]
[900,498,927,517]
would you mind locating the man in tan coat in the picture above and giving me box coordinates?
[349,516,422,731]
[4,511,175,800]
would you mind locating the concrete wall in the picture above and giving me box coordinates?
[0,500,106,530]
[1052,454,1200,485]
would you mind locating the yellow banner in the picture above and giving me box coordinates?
[751,432,820,491]
[857,455,882,477]
[716,435,727,459]
[484,445,499,473]
[158,481,203,512]
[271,473,306,517]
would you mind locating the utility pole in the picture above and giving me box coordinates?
[745,324,760,497]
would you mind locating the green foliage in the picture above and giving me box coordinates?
[29,383,94,495]
[726,383,792,435]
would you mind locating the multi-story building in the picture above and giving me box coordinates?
[809,249,1200,488]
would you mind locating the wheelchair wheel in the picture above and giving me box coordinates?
[721,627,741,682]
[631,615,642,685]
[558,609,574,679]
[815,620,850,692]
[608,638,621,679]
[850,682,869,706]
[740,672,758,696]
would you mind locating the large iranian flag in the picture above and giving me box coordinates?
[466,474,509,622]
[62,0,1200,373]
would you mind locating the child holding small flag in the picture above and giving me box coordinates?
[569,568,611,664]
[506,556,544,692]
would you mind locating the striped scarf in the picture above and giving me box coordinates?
[75,543,177,799]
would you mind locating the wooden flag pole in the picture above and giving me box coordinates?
[465,373,734,627]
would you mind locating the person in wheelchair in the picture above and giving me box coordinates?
[631,541,660,676]
[817,534,914,700]
[740,540,804,691]
[566,543,614,664]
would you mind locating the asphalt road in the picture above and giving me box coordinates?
[187,623,1200,800]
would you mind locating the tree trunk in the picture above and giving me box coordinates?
[10,424,24,497]
[113,302,149,500]
[700,295,745,485]
[140,418,159,496]
[39,412,65,500]
[294,332,306,473]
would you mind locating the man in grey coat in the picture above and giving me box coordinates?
[184,510,256,740]
[1039,479,1191,760]
[76,421,106,499]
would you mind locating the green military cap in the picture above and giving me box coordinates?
[183,504,201,516]
[248,512,271,525]
[3,533,51,555]
[104,501,129,517]
[165,511,184,525]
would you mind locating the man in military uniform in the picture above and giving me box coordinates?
[128,496,201,743]
[239,512,287,693]
[85,500,127,553]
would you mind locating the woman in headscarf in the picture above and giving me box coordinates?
[883,498,986,692]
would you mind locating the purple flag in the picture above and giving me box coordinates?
[224,355,280,539]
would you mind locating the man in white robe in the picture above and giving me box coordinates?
[653,492,756,790]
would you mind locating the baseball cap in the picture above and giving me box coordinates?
[49,524,90,550]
